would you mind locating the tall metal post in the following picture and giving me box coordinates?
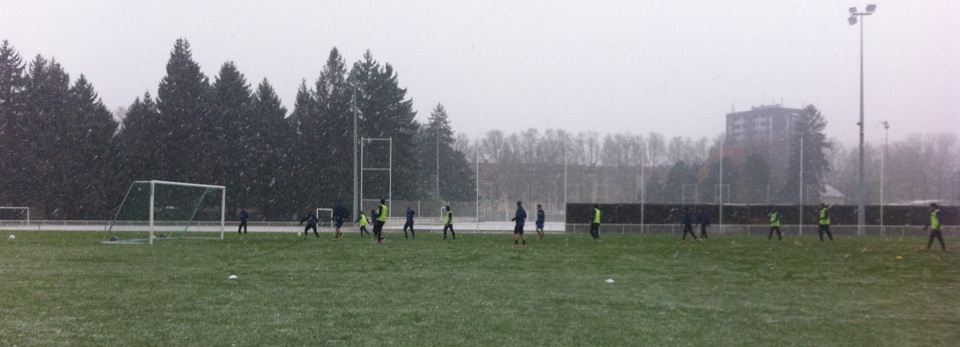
[352,91,358,222]
[719,134,724,234]
[799,137,804,236]
[849,4,877,236]
[881,121,888,235]
[857,13,866,236]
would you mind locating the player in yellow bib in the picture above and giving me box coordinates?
[923,203,946,251]
[442,205,456,240]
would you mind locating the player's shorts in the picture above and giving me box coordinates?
[535,222,544,229]
[334,220,344,228]
[514,224,524,234]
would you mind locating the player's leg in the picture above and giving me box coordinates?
[238,222,243,235]
[818,225,825,242]
[700,224,707,239]
[312,225,320,238]
[450,225,456,240]
[410,221,415,240]
[243,221,247,234]
[935,231,946,250]
[514,228,519,247]
[768,227,774,240]
[520,227,525,246]
[775,227,782,240]
[442,225,448,240]
[825,225,833,241]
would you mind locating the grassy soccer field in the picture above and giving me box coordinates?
[1,231,958,346]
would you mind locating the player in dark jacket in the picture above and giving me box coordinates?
[697,207,710,239]
[403,206,416,240]
[237,208,249,235]
[681,207,699,242]
[299,211,320,238]
[332,202,350,241]
[535,204,545,241]
[511,201,527,247]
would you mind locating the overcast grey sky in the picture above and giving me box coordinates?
[2,0,957,144]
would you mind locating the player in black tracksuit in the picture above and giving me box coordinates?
[238,208,248,235]
[681,207,699,241]
[511,201,527,247]
[332,202,350,240]
[299,212,320,238]
[403,206,416,240]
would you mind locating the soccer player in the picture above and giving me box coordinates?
[374,199,387,244]
[442,205,456,240]
[589,204,601,241]
[403,206,416,240]
[511,201,527,247]
[817,203,834,242]
[237,208,248,235]
[356,209,370,237]
[535,204,545,241]
[299,210,320,238]
[681,207,699,242]
[332,202,350,240]
[697,207,710,239]
[923,203,946,251]
[768,209,782,241]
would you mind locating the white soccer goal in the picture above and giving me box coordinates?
[0,207,30,224]
[316,208,333,229]
[104,180,225,244]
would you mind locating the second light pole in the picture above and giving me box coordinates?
[849,4,876,236]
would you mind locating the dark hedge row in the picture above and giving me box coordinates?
[566,203,956,226]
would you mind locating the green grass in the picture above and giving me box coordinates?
[1,231,958,346]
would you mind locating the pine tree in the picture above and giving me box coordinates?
[250,78,290,219]
[210,61,253,208]
[286,80,318,213]
[0,40,28,206]
[421,103,475,200]
[62,74,118,218]
[116,93,161,184]
[779,105,831,203]
[156,38,211,183]
[314,47,353,207]
[352,51,421,200]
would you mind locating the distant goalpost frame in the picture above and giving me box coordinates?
[108,180,226,244]
[0,207,30,223]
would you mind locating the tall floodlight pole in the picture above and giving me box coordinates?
[799,136,804,236]
[352,90,359,220]
[719,134,724,234]
[436,124,440,199]
[881,121,888,235]
[476,144,479,231]
[849,4,876,236]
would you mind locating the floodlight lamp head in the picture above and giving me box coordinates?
[866,4,876,13]
[848,16,858,25]
[849,7,857,14]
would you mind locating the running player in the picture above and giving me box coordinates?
[535,204,545,241]
[442,205,455,240]
[299,210,320,238]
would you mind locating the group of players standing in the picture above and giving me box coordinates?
[677,202,947,250]
[237,200,946,251]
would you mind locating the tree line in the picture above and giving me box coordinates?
[0,39,476,220]
[2,38,956,221]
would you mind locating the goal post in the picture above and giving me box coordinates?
[104,180,226,244]
[0,207,30,224]
[316,208,333,229]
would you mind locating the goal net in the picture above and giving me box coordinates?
[104,180,225,244]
